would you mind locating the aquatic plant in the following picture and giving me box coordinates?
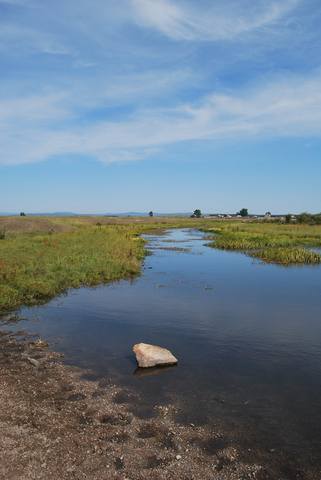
[252,247,321,265]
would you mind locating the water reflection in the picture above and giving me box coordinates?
[133,364,177,378]
[4,228,321,471]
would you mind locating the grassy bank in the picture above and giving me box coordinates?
[204,222,321,265]
[0,215,204,312]
[251,247,321,264]
[1,216,321,312]
[0,224,147,311]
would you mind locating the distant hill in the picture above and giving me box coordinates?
[0,211,192,217]
[0,212,78,217]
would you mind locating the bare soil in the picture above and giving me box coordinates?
[0,329,319,480]
[0,329,252,480]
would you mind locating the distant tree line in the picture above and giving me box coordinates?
[295,212,321,225]
[191,208,249,218]
[188,209,321,224]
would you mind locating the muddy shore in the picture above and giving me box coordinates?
[0,327,319,480]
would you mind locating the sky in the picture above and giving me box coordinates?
[1,0,321,214]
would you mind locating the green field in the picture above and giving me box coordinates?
[0,216,321,312]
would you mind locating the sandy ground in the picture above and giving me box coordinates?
[0,328,320,480]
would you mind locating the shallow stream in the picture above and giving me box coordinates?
[5,229,321,471]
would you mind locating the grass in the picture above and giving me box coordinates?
[0,225,146,311]
[1,216,321,312]
[204,222,321,265]
[0,215,205,312]
[251,247,321,265]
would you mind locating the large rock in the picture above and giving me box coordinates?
[133,343,178,368]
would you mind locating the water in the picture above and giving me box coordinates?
[4,229,321,470]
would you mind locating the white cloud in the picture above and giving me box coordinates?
[1,70,321,166]
[131,0,299,41]
[0,93,69,123]
[81,69,196,110]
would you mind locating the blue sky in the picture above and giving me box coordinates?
[1,0,321,213]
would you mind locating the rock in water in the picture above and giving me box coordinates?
[133,343,178,368]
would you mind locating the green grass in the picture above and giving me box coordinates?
[1,216,321,312]
[0,225,146,311]
[204,223,321,265]
[0,215,207,312]
[251,247,321,265]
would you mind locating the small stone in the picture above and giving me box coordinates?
[133,343,178,368]
[26,356,40,368]
[176,455,182,460]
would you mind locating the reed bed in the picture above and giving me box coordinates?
[251,247,321,265]
[204,223,321,265]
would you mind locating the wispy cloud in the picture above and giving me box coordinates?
[0,93,68,123]
[131,0,299,41]
[66,69,198,109]
[1,70,321,166]
[0,0,320,169]
[0,23,72,55]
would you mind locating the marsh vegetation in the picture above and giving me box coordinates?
[0,220,146,311]
[1,215,321,312]
[204,222,321,265]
